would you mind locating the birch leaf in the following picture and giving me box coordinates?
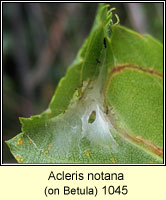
[6,4,163,164]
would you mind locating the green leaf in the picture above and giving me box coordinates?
[6,4,163,163]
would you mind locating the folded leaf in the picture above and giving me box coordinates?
[6,4,163,163]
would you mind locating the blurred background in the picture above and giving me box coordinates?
[3,3,163,163]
